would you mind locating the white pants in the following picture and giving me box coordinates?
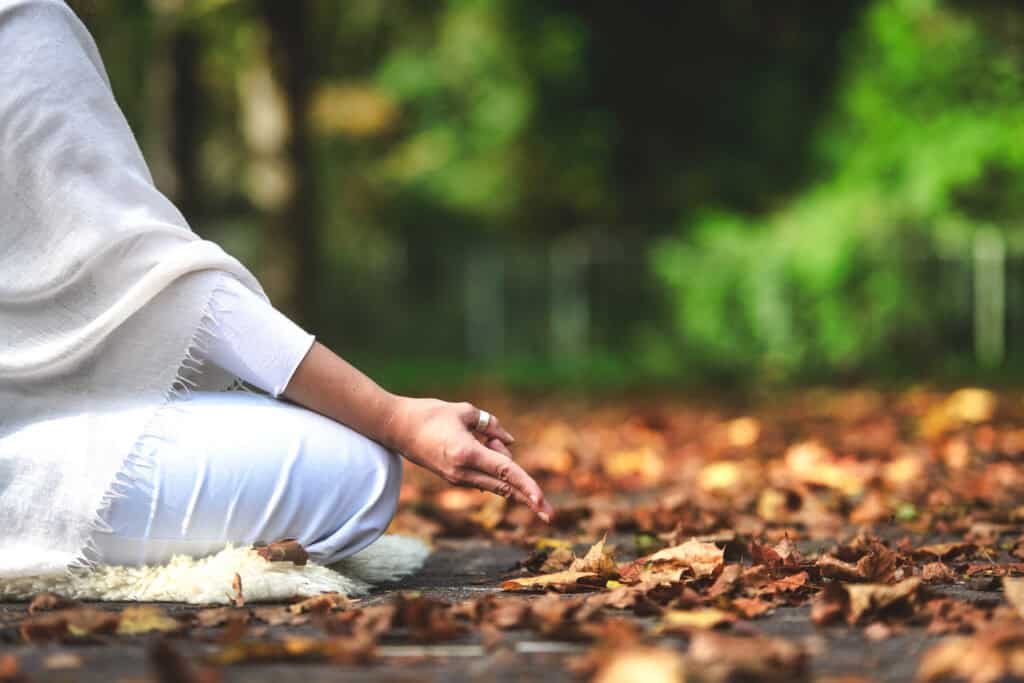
[89,391,402,566]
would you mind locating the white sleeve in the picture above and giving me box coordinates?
[201,274,316,398]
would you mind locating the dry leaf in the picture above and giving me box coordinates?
[686,631,807,683]
[27,593,75,615]
[501,570,599,592]
[918,621,1024,683]
[657,608,735,632]
[921,562,956,584]
[42,653,82,670]
[1004,577,1024,618]
[844,578,922,624]
[569,535,618,575]
[592,647,686,683]
[289,592,349,615]
[232,572,244,608]
[19,613,69,643]
[641,538,724,578]
[117,606,183,636]
[65,608,120,637]
[913,542,975,561]
[256,539,309,565]
[731,597,773,619]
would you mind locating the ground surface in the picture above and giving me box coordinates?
[3,387,1024,682]
[0,538,989,682]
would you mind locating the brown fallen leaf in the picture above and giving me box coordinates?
[731,597,773,619]
[251,606,309,627]
[591,647,686,683]
[918,620,1024,683]
[749,536,805,573]
[208,635,373,666]
[540,546,576,573]
[686,631,807,683]
[256,539,309,565]
[42,652,82,671]
[569,535,618,575]
[707,564,742,598]
[149,639,220,683]
[231,572,244,608]
[392,593,464,643]
[19,612,69,643]
[289,592,349,615]
[527,593,606,640]
[913,542,975,561]
[863,621,898,641]
[817,537,900,583]
[501,570,600,592]
[27,592,76,615]
[817,555,863,582]
[657,608,735,633]
[117,606,184,636]
[65,607,120,637]
[924,597,993,635]
[921,561,956,584]
[1003,576,1024,618]
[481,597,531,629]
[620,538,724,581]
[20,609,116,643]
[0,655,23,683]
[920,387,997,439]
[759,571,810,597]
[848,578,922,624]
[194,607,250,629]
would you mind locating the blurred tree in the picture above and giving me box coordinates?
[254,0,317,325]
[654,0,1024,379]
[75,0,1024,383]
[170,24,202,224]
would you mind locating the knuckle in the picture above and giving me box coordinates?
[495,482,513,498]
[496,462,511,482]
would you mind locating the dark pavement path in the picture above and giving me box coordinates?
[0,540,985,682]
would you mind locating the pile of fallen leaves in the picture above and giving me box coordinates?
[7,385,1024,682]
[386,386,1024,680]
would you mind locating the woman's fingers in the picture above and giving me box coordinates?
[455,469,534,509]
[484,438,556,521]
[459,403,515,445]
[461,440,553,522]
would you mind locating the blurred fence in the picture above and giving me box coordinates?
[324,230,1024,378]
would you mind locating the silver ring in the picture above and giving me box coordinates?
[476,409,492,432]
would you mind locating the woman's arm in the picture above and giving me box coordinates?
[283,342,554,523]
[198,274,553,522]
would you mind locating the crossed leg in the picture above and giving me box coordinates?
[89,391,402,566]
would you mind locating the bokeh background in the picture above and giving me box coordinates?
[77,0,1024,391]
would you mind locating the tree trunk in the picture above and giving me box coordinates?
[170,26,202,228]
[257,0,317,327]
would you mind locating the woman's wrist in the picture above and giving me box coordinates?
[379,393,414,453]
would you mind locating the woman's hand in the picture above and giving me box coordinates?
[387,397,554,523]
[283,343,552,522]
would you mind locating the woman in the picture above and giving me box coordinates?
[0,0,552,577]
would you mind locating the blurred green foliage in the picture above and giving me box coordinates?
[654,0,1024,380]
[77,0,1024,387]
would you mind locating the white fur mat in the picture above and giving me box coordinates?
[0,535,430,604]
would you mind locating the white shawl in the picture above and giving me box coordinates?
[0,0,265,576]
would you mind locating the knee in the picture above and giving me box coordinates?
[361,441,403,533]
[304,431,403,564]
